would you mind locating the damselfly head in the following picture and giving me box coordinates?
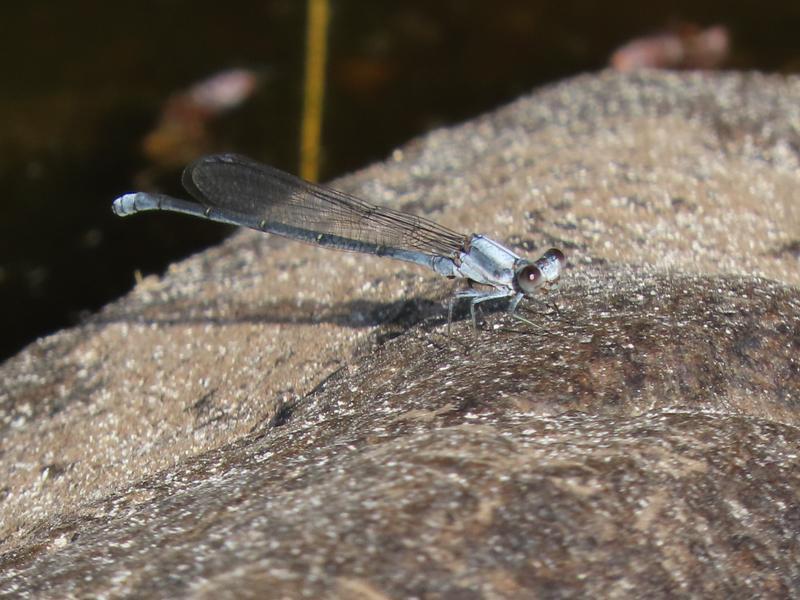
[514,248,565,295]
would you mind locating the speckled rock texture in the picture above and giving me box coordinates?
[1,71,799,598]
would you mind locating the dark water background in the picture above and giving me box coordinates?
[1,1,798,360]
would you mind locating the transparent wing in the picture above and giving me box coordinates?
[182,154,467,258]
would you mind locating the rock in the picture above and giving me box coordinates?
[1,71,799,597]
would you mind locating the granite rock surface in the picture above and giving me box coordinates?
[1,71,799,598]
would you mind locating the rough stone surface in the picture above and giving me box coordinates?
[1,71,799,598]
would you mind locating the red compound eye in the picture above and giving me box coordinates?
[516,264,543,294]
[543,248,566,270]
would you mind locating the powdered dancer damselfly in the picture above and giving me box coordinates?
[112,154,565,329]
